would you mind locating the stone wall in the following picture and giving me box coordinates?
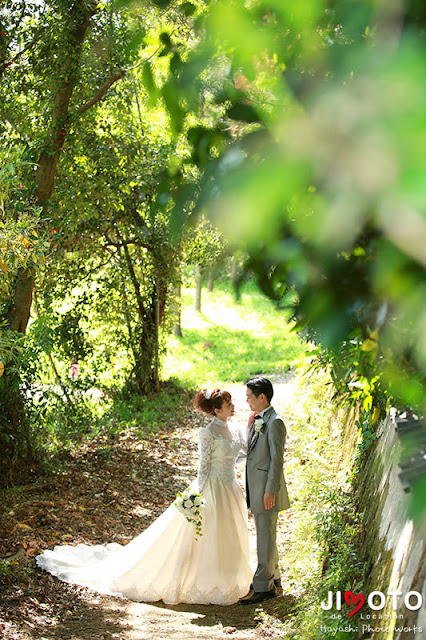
[354,414,426,639]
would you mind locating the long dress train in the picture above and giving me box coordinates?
[36,418,252,605]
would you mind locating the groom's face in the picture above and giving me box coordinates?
[246,387,265,414]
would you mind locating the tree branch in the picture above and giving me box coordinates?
[127,45,161,72]
[14,1,26,33]
[122,241,146,323]
[75,70,125,115]
[104,237,152,250]
[0,25,47,78]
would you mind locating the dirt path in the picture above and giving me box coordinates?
[0,374,299,640]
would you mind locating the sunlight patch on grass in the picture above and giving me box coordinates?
[181,287,269,337]
[162,281,306,387]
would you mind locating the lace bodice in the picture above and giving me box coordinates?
[197,417,245,491]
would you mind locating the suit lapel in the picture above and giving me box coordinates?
[263,406,274,423]
[248,426,258,452]
[248,407,275,452]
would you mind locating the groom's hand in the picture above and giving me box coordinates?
[264,492,276,510]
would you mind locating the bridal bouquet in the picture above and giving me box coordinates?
[174,488,205,539]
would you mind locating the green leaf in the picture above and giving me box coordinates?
[150,0,173,6]
[180,2,196,17]
[159,32,173,48]
[162,81,184,134]
[362,394,372,412]
[215,85,245,105]
[353,247,366,257]
[142,61,157,104]
[170,52,183,76]
[125,29,146,58]
[112,0,139,8]
[227,103,262,123]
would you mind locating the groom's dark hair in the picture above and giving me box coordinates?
[246,377,273,402]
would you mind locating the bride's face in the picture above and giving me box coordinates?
[215,399,235,421]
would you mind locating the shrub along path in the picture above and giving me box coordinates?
[0,375,298,640]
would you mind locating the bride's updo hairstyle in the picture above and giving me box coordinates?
[194,388,231,416]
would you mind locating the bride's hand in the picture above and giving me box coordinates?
[247,412,257,427]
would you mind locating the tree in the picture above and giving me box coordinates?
[183,216,227,312]
[0,0,130,472]
[0,145,48,473]
[4,1,113,333]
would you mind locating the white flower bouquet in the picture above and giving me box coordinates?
[174,487,205,539]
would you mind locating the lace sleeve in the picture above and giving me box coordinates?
[235,423,248,464]
[197,428,214,492]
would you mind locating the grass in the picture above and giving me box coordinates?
[162,279,306,387]
[101,381,194,439]
[276,369,364,640]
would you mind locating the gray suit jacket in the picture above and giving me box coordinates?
[246,406,290,514]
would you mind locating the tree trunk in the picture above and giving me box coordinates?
[5,268,35,332]
[154,280,160,392]
[207,267,215,292]
[135,281,167,395]
[35,7,91,202]
[0,380,31,486]
[172,281,183,337]
[232,255,239,287]
[122,245,168,395]
[136,320,157,395]
[195,264,202,312]
[1,266,38,478]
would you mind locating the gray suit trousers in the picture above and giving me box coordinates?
[253,512,279,592]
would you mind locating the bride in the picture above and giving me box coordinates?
[36,388,252,605]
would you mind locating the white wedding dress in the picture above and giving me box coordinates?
[36,417,252,605]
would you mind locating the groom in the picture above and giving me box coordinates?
[240,376,290,605]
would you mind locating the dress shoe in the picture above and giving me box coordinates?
[240,589,277,605]
[249,580,281,590]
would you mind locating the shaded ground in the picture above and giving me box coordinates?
[0,375,299,639]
